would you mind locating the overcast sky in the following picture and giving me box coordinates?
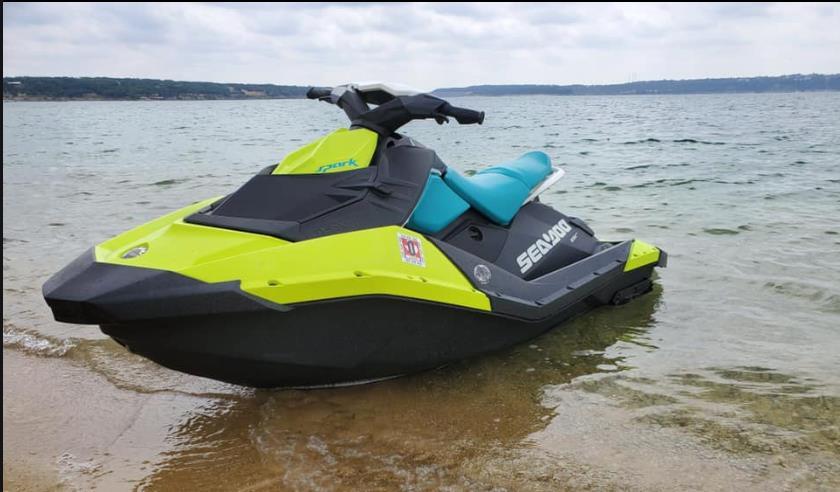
[4,2,839,89]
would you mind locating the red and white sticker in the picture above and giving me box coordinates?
[398,233,425,267]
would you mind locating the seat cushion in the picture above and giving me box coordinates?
[407,174,470,234]
[443,151,552,225]
[444,170,529,225]
[481,151,552,189]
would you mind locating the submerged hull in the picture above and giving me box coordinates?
[44,245,660,387]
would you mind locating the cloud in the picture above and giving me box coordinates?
[3,2,839,87]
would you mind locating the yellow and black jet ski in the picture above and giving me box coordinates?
[43,83,666,388]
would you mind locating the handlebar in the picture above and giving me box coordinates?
[306,87,332,99]
[440,104,485,125]
[305,85,485,133]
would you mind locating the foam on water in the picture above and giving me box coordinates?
[3,325,77,357]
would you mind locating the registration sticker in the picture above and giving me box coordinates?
[398,233,425,267]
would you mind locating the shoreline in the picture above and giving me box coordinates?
[2,348,207,491]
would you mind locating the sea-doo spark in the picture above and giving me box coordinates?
[44,83,667,387]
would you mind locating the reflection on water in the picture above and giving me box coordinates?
[536,357,840,489]
[140,287,664,490]
[653,368,840,456]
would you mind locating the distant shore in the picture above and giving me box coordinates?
[4,73,838,101]
[3,95,301,102]
[5,91,840,102]
[2,76,308,102]
[434,73,840,97]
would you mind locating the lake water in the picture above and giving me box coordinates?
[3,94,840,490]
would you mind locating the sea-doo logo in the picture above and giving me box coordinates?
[516,219,573,274]
[317,158,358,173]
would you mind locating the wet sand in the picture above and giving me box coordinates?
[4,349,158,490]
[5,287,839,490]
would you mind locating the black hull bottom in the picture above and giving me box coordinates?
[101,266,655,388]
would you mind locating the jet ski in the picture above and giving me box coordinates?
[43,83,667,388]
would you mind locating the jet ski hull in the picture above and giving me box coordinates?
[44,248,660,387]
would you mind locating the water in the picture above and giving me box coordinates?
[3,94,840,490]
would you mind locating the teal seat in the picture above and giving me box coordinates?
[444,151,552,225]
[480,151,553,189]
[407,174,470,234]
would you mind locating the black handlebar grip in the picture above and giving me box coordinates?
[443,105,485,125]
[306,87,332,99]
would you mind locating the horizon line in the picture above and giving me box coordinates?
[4,72,839,90]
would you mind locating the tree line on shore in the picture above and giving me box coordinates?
[4,74,838,100]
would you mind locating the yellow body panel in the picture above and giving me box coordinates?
[272,128,378,175]
[624,240,661,272]
[96,201,490,311]
[95,197,282,270]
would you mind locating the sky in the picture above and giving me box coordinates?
[3,2,840,89]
